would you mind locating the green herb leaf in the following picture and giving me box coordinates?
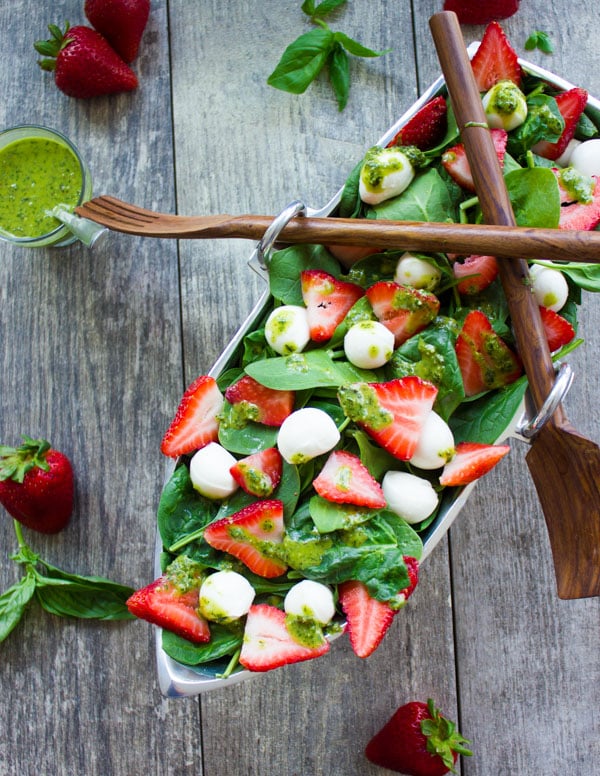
[267,27,334,95]
[333,31,390,59]
[328,43,350,111]
[0,571,37,642]
[525,31,554,54]
[302,0,347,19]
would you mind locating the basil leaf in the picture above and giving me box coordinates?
[302,0,347,18]
[0,571,36,642]
[333,31,389,59]
[267,28,334,94]
[328,43,349,111]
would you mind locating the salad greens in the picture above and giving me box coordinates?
[156,58,600,673]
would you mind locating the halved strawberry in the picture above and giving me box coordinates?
[539,306,575,352]
[400,556,420,603]
[301,269,364,342]
[230,447,283,497]
[441,128,507,192]
[126,556,210,643]
[532,87,588,161]
[439,441,510,486]
[366,281,440,347]
[313,450,386,508]
[338,377,438,460]
[443,0,520,25]
[239,603,329,671]
[470,21,522,92]
[455,310,522,397]
[224,374,294,427]
[387,95,448,151]
[559,177,600,231]
[160,375,223,458]
[203,499,288,578]
[338,579,395,658]
[453,254,499,295]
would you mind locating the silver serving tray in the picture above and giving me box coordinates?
[156,50,594,696]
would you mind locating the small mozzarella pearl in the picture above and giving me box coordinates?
[530,265,569,312]
[409,411,455,470]
[555,139,581,167]
[284,580,335,625]
[265,305,310,355]
[482,81,528,131]
[359,148,415,205]
[344,320,395,369]
[189,442,239,499]
[569,138,600,178]
[277,407,340,464]
[394,253,442,291]
[382,470,439,524]
[198,570,256,623]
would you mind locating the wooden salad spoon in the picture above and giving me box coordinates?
[73,195,600,267]
[430,10,600,600]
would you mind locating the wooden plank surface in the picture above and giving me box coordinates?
[0,2,598,775]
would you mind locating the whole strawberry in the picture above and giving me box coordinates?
[442,0,520,25]
[35,22,138,98]
[85,0,150,63]
[365,699,472,776]
[0,436,74,534]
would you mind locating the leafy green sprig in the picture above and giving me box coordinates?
[0,520,134,643]
[524,31,554,55]
[267,0,390,111]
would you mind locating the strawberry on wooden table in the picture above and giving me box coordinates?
[35,22,138,98]
[301,269,364,342]
[365,698,472,776]
[470,20,521,92]
[126,555,210,643]
[0,436,74,534]
[224,374,294,427]
[85,0,150,63]
[239,603,329,672]
[313,450,386,508]
[440,441,510,486]
[443,0,520,26]
[366,281,440,347]
[203,499,288,578]
[338,377,438,461]
[160,375,223,458]
[229,447,283,497]
[387,96,448,151]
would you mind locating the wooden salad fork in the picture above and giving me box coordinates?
[431,11,600,600]
[74,195,600,267]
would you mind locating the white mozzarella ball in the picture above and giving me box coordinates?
[189,442,239,499]
[198,570,255,623]
[277,407,340,464]
[482,80,528,131]
[555,138,581,167]
[382,470,439,524]
[409,411,455,470]
[284,580,335,625]
[359,147,415,205]
[344,320,395,369]
[265,305,310,355]
[529,265,569,312]
[569,138,600,178]
[394,253,442,291]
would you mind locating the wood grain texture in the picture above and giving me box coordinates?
[0,1,598,775]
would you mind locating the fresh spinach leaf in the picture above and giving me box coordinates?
[245,348,377,390]
[505,167,561,227]
[268,244,341,304]
[162,626,243,666]
[368,168,459,223]
[309,494,379,532]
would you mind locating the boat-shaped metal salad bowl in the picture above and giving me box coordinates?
[155,49,597,696]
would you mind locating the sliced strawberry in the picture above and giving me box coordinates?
[338,580,395,658]
[300,269,364,342]
[160,375,223,458]
[224,374,294,427]
[539,306,575,352]
[203,499,288,578]
[230,447,283,497]
[366,281,440,347]
[442,128,507,192]
[443,0,520,25]
[313,450,386,509]
[126,556,210,643]
[338,377,438,461]
[559,177,600,231]
[239,603,329,671]
[455,310,522,397]
[400,556,420,603]
[470,21,522,92]
[387,95,448,151]
[532,87,588,161]
[440,441,510,486]
[453,254,499,295]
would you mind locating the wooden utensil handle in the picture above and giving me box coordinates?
[430,12,559,416]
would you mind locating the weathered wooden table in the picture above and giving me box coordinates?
[1,2,599,774]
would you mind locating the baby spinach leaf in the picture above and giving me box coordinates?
[162,627,243,666]
[506,93,563,160]
[245,349,377,390]
[309,494,379,532]
[268,244,341,304]
[449,376,528,444]
[505,167,560,228]
[157,464,218,551]
[337,159,364,218]
[218,410,279,454]
[368,168,458,223]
